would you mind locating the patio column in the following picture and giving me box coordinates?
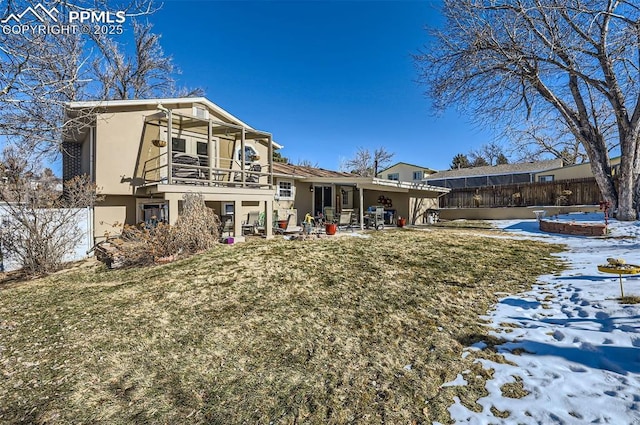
[208,119,213,184]
[265,199,273,239]
[168,196,179,225]
[234,199,243,239]
[240,127,246,187]
[268,135,273,188]
[167,110,173,183]
[359,186,364,230]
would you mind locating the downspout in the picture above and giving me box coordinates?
[89,126,96,248]
[89,126,95,182]
[436,191,448,209]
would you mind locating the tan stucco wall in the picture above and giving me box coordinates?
[439,205,600,220]
[409,196,438,223]
[378,164,434,182]
[293,181,313,218]
[535,157,621,181]
[94,195,137,241]
[362,191,409,221]
[95,110,148,195]
[94,104,273,194]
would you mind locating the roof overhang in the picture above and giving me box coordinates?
[65,97,283,149]
[280,175,450,194]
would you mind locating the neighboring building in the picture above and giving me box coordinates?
[377,162,437,183]
[425,159,564,189]
[534,157,621,182]
[273,162,449,226]
[64,97,281,242]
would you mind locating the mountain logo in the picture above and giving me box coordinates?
[1,3,59,24]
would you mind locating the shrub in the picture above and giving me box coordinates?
[108,193,220,267]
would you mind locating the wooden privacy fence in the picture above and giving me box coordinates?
[440,177,610,208]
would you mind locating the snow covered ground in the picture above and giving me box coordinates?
[443,213,640,424]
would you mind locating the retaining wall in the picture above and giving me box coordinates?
[539,219,607,236]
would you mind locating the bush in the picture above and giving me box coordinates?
[110,193,221,267]
[1,175,100,276]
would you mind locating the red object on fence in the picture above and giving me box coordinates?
[599,201,611,225]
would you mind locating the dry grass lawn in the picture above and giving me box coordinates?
[0,228,562,424]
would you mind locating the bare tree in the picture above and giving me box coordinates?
[342,147,395,177]
[0,148,101,275]
[469,142,509,166]
[0,1,187,160]
[297,159,319,168]
[92,21,201,100]
[417,0,640,220]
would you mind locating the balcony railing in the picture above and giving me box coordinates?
[141,152,273,189]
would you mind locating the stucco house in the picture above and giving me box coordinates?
[62,97,449,242]
[534,157,621,182]
[377,162,437,183]
[63,97,281,242]
[272,162,449,227]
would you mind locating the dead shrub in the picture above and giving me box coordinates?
[106,193,220,267]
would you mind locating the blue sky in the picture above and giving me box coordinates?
[145,0,496,172]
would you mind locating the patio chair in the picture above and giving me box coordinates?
[172,153,201,182]
[242,211,260,235]
[351,208,360,226]
[337,211,353,232]
[220,214,234,237]
[323,207,336,224]
[274,214,302,235]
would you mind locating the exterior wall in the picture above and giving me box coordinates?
[293,181,313,219]
[94,195,137,241]
[94,105,273,195]
[535,157,621,182]
[378,163,433,182]
[438,205,601,220]
[409,196,438,224]
[95,110,147,195]
[363,191,409,223]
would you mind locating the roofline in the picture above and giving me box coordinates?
[66,97,283,149]
[282,174,450,193]
[426,168,555,180]
[378,162,437,175]
[535,156,621,174]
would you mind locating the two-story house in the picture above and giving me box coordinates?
[63,97,280,242]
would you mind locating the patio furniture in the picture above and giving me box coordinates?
[274,214,302,235]
[242,211,260,235]
[172,153,201,181]
[220,214,234,237]
[337,211,353,232]
[323,207,336,224]
[364,207,384,230]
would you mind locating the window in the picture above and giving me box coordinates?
[138,201,169,227]
[277,181,293,199]
[342,190,349,205]
[172,138,186,153]
[387,173,399,181]
[193,106,209,120]
[538,175,554,182]
[236,145,259,164]
[196,142,208,156]
[412,171,424,181]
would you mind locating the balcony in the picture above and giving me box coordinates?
[139,108,275,191]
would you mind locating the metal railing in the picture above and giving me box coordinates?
[141,152,273,189]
